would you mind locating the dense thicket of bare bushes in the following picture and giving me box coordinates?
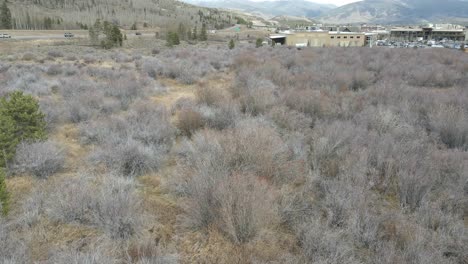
[0,45,466,263]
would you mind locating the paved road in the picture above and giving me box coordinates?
[0,32,155,41]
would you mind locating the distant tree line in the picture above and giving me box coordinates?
[88,19,123,49]
[1,0,254,31]
[166,22,208,47]
[0,0,11,29]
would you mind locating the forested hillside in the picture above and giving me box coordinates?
[5,0,238,30]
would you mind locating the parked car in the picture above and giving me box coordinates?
[0,33,11,38]
[64,32,74,38]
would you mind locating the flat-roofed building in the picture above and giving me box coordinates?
[390,27,466,41]
[329,32,365,47]
[285,31,329,47]
[270,31,365,47]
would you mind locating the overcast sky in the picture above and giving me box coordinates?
[247,0,362,6]
[312,0,361,6]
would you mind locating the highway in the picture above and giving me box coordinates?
[0,30,156,41]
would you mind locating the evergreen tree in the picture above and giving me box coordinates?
[166,31,180,47]
[256,38,263,48]
[199,23,207,41]
[0,0,12,29]
[131,22,137,30]
[229,39,235,50]
[0,114,17,168]
[109,24,123,46]
[0,91,46,142]
[192,26,198,40]
[89,19,102,46]
[0,168,9,216]
[43,17,53,29]
[178,22,186,40]
[100,22,123,49]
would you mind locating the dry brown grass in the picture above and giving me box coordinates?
[178,228,298,264]
[138,174,181,245]
[51,124,90,171]
[5,176,36,213]
[151,78,196,108]
[28,220,103,261]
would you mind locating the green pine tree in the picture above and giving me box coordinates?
[193,26,198,40]
[229,39,235,50]
[178,23,186,40]
[256,38,263,48]
[0,114,17,168]
[0,168,9,216]
[100,22,123,49]
[88,19,102,46]
[0,91,47,142]
[166,31,180,47]
[0,0,12,29]
[200,23,207,41]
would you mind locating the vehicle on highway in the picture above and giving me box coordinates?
[0,33,11,38]
[135,32,142,36]
[64,32,74,38]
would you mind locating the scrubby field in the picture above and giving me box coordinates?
[0,44,467,263]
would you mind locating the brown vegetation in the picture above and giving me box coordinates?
[0,43,467,263]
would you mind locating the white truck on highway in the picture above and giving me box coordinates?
[0,33,11,38]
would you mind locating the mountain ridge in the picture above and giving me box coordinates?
[182,0,468,24]
[183,0,336,18]
[319,0,468,24]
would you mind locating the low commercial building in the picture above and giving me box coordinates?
[390,27,466,41]
[270,31,365,47]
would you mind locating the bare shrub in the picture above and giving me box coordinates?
[46,64,63,76]
[40,97,66,130]
[65,55,78,61]
[397,158,436,211]
[22,53,36,61]
[174,120,305,242]
[83,54,97,64]
[180,166,277,244]
[231,70,278,115]
[216,174,276,244]
[199,102,240,131]
[141,58,163,79]
[12,140,65,178]
[268,106,314,133]
[176,109,205,136]
[124,236,178,264]
[171,97,196,114]
[90,137,164,177]
[46,173,142,239]
[309,121,357,178]
[298,221,359,264]
[163,60,211,85]
[408,64,462,88]
[63,64,79,76]
[0,220,30,263]
[112,52,134,63]
[429,105,468,150]
[47,249,117,264]
[103,74,146,110]
[47,51,64,58]
[195,85,225,106]
[66,97,96,123]
[82,104,174,176]
[348,208,380,249]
